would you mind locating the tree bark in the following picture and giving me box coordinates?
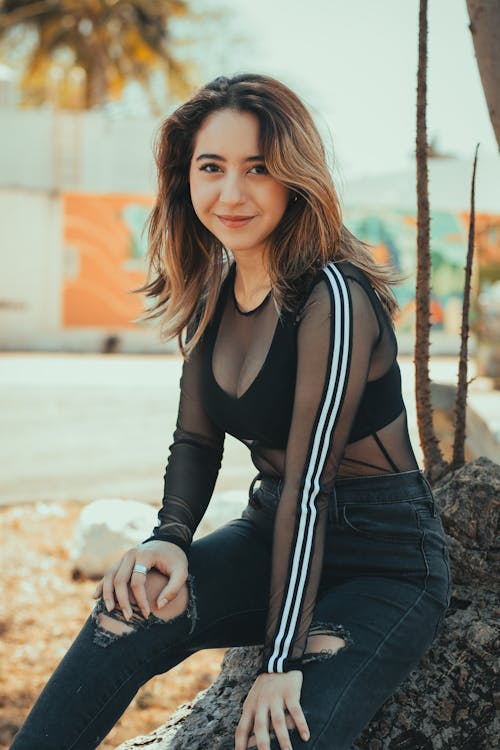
[415,0,447,482]
[466,0,500,153]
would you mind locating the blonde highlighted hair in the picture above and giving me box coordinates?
[135,73,399,356]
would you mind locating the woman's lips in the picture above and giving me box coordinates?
[217,215,255,228]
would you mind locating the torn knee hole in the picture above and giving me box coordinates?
[90,573,198,647]
[97,612,134,636]
[91,602,144,646]
[302,622,353,664]
[307,632,346,651]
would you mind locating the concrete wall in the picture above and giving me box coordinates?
[0,188,171,352]
[0,109,160,193]
[0,189,62,348]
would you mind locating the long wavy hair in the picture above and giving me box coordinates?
[135,73,399,357]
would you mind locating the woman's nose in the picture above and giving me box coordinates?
[219,173,245,205]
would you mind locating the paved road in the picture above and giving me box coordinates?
[0,352,497,507]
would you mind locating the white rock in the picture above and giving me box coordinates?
[196,490,247,536]
[70,491,248,579]
[70,499,158,578]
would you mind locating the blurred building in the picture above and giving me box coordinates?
[343,155,500,354]
[1,65,499,353]
[0,68,167,352]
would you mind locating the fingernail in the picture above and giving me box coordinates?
[125,609,132,620]
[158,597,167,607]
[303,732,310,741]
[105,600,113,611]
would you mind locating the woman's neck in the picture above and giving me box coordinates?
[231,252,272,312]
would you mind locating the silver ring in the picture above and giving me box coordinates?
[133,563,148,575]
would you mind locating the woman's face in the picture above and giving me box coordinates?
[189,108,290,264]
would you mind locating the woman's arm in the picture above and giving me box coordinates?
[260,263,379,674]
[143,318,225,555]
[94,315,225,617]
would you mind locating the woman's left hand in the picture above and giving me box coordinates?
[234,671,310,750]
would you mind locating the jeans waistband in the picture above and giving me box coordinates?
[249,469,434,520]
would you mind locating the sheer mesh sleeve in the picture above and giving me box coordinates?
[143,319,225,555]
[260,263,379,673]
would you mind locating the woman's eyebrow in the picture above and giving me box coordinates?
[195,153,264,162]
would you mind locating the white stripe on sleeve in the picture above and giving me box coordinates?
[266,263,351,672]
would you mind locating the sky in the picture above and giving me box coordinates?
[192,0,499,183]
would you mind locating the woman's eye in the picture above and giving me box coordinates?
[199,163,221,173]
[249,164,268,175]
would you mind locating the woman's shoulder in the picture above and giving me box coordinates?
[300,259,351,297]
[297,261,377,322]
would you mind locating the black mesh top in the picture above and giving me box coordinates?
[144,259,419,673]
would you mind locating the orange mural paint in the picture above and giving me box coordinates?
[62,193,154,328]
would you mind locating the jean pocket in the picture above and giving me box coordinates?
[431,545,452,640]
[410,495,436,519]
[342,500,422,543]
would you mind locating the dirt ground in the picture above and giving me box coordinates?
[0,500,225,749]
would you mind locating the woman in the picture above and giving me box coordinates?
[11,74,451,750]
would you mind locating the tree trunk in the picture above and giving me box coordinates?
[415,0,447,482]
[466,0,500,153]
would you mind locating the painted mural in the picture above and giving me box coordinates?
[62,193,500,335]
[62,193,153,328]
[344,208,500,335]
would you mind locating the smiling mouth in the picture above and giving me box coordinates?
[217,215,255,228]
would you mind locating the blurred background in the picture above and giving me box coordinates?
[0,2,499,748]
[0,0,499,356]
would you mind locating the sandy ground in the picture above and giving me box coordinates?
[0,351,497,748]
[0,499,226,749]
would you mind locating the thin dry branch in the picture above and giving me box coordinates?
[452,144,479,469]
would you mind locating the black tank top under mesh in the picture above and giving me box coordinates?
[144,259,419,673]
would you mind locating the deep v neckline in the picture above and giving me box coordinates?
[209,262,282,402]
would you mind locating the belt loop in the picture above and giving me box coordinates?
[420,471,437,517]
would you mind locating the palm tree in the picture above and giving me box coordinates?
[0,0,195,109]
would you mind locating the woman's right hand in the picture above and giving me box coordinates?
[92,540,188,621]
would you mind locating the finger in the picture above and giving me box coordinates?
[252,707,271,750]
[102,563,119,611]
[286,701,310,742]
[234,708,254,750]
[270,704,291,750]
[92,579,103,599]
[157,567,186,608]
[113,555,135,619]
[130,563,151,618]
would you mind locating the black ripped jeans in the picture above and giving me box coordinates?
[11,470,451,750]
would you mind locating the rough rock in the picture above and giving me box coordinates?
[118,458,500,750]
